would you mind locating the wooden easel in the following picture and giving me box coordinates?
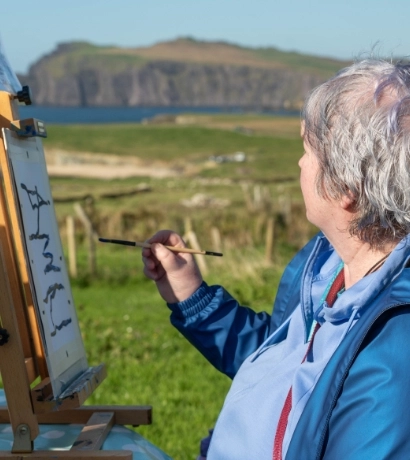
[0,88,152,459]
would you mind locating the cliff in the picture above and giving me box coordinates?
[19,38,348,109]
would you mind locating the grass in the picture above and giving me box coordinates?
[44,117,303,183]
[74,277,232,457]
[43,42,148,78]
[3,115,318,458]
[176,114,302,138]
[253,47,348,76]
[44,123,301,158]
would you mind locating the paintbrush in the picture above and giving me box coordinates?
[99,238,223,257]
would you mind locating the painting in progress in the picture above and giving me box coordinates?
[3,129,88,397]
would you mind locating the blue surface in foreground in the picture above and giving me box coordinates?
[18,105,298,124]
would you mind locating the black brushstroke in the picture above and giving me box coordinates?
[21,183,72,337]
[21,183,60,274]
[43,283,72,337]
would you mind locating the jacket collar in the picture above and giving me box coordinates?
[300,234,410,336]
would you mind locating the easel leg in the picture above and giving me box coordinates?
[71,412,114,451]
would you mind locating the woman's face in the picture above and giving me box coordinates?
[299,135,338,231]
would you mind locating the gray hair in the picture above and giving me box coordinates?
[302,58,410,248]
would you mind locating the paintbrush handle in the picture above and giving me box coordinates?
[132,241,154,249]
[135,241,222,257]
[164,245,210,255]
[99,238,223,256]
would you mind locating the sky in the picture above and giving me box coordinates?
[1,0,409,74]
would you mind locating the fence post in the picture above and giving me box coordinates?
[185,230,208,275]
[183,217,193,238]
[74,203,97,276]
[265,217,275,264]
[241,183,253,211]
[210,226,222,254]
[253,185,261,209]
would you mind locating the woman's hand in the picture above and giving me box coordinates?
[142,230,203,303]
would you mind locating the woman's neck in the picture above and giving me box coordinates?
[336,239,397,289]
[322,229,398,289]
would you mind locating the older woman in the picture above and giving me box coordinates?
[142,59,410,459]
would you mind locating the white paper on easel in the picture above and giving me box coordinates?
[2,129,88,397]
[0,39,22,94]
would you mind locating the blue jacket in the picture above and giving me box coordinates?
[169,233,410,459]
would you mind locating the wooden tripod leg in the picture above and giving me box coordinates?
[0,244,39,450]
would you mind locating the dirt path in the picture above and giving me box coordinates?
[45,148,182,179]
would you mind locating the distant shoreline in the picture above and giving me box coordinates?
[18,105,300,124]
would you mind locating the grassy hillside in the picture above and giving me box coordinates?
[38,38,348,78]
[110,37,347,76]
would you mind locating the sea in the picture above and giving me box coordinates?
[18,105,298,124]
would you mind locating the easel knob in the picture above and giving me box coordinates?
[15,85,32,105]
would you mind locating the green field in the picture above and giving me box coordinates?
[22,115,318,458]
[44,115,303,182]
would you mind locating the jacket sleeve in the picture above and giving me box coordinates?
[167,235,319,379]
[168,282,274,379]
[322,307,410,460]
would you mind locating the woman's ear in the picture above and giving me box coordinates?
[340,192,356,211]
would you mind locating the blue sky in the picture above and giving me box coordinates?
[1,0,409,74]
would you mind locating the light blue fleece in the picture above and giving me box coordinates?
[207,236,410,460]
